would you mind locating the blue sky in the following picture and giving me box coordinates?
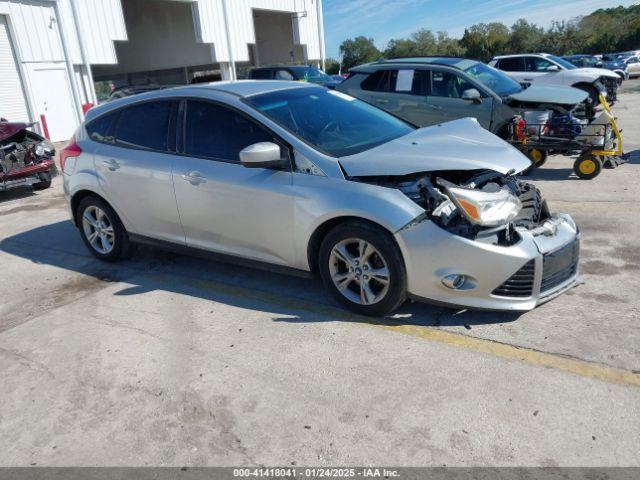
[322,0,638,59]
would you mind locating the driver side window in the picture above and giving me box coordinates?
[430,71,474,98]
[184,101,276,162]
[275,69,295,80]
[526,57,554,72]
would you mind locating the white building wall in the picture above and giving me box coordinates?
[194,0,324,63]
[0,0,326,138]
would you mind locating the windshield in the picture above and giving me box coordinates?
[547,55,577,70]
[464,63,522,96]
[247,87,414,157]
[290,66,332,83]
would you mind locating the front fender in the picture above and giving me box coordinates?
[290,173,424,270]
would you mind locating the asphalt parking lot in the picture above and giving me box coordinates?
[1,82,639,467]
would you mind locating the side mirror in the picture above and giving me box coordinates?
[546,65,560,72]
[462,88,482,103]
[596,61,603,68]
[240,142,289,169]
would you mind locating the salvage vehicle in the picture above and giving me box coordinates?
[489,53,620,105]
[562,54,628,84]
[336,57,590,167]
[0,118,56,192]
[62,82,580,316]
[249,65,343,89]
[337,57,590,135]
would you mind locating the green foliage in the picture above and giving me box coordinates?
[325,58,341,75]
[339,36,382,70]
[336,4,640,69]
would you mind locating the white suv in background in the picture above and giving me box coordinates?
[623,55,640,78]
[489,53,620,106]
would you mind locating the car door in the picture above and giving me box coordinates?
[426,69,493,130]
[172,99,296,266]
[523,56,559,84]
[93,100,185,245]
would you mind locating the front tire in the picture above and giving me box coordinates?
[319,221,407,316]
[76,195,132,262]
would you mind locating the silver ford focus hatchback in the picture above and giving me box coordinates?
[61,81,580,316]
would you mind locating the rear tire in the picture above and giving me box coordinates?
[318,221,407,316]
[76,195,132,262]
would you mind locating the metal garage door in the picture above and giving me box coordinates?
[0,16,29,122]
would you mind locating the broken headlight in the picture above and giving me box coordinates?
[444,184,522,227]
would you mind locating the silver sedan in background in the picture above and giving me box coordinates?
[60,81,580,316]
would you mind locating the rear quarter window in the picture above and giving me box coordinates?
[86,112,118,143]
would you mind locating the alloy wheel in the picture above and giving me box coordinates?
[328,238,390,305]
[82,205,115,254]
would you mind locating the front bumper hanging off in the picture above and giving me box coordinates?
[395,214,580,311]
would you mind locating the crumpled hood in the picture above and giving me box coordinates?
[0,121,36,142]
[339,118,530,177]
[508,84,588,106]
[574,67,620,79]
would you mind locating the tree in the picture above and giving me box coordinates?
[436,32,465,56]
[325,58,341,75]
[334,4,640,64]
[460,23,509,61]
[507,19,545,53]
[339,36,381,70]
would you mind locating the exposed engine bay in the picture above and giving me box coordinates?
[0,119,56,191]
[356,169,551,245]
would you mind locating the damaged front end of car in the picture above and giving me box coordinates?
[339,119,580,311]
[364,170,579,310]
[0,119,56,192]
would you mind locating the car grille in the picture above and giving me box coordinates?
[492,260,535,298]
[541,239,579,293]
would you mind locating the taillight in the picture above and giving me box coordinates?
[59,136,82,172]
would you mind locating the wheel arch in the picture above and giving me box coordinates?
[306,215,401,273]
[70,189,111,227]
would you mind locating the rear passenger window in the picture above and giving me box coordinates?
[362,69,428,95]
[361,70,390,91]
[184,101,274,162]
[114,101,173,152]
[86,112,118,143]
[251,69,272,79]
[498,57,525,71]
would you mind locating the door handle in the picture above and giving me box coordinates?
[374,98,389,104]
[181,171,207,184]
[102,158,120,170]
[523,78,534,82]
[429,104,443,111]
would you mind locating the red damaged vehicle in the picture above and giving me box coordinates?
[0,118,56,192]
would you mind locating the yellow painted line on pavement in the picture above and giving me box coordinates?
[148,273,640,388]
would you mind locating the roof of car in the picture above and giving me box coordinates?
[353,57,480,71]
[86,81,315,121]
[492,53,549,59]
[194,80,312,97]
